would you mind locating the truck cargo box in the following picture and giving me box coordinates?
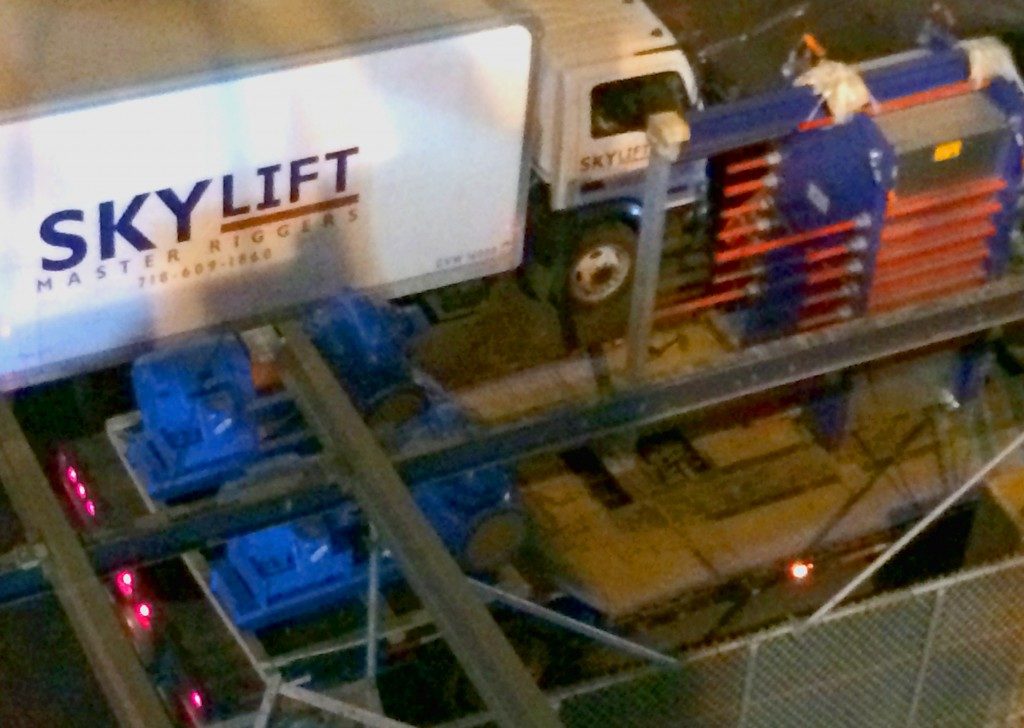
[0,0,532,389]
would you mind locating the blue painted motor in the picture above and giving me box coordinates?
[393,390,526,573]
[210,507,368,631]
[127,335,261,501]
[211,463,522,630]
[309,289,526,571]
[211,447,523,631]
[304,290,430,424]
[413,466,523,573]
[209,291,525,630]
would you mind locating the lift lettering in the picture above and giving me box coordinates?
[579,144,650,173]
[39,147,360,273]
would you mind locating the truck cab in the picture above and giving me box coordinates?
[519,0,707,343]
[524,0,702,212]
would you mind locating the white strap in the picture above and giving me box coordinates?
[795,60,872,124]
[960,37,1024,91]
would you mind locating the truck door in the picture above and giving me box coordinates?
[574,58,694,193]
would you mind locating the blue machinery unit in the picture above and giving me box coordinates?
[210,457,522,631]
[126,338,317,502]
[660,36,1024,346]
[128,337,260,500]
[126,292,524,631]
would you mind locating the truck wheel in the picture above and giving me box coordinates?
[566,221,637,345]
[567,222,635,306]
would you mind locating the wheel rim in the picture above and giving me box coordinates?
[568,243,631,305]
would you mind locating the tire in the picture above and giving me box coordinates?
[565,221,637,346]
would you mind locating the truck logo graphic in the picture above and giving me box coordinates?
[40,147,360,272]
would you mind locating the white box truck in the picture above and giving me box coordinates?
[0,0,534,388]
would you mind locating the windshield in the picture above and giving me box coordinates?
[591,71,687,138]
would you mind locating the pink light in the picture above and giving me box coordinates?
[115,570,135,598]
[76,483,87,500]
[134,602,153,630]
[65,466,78,484]
[84,500,96,518]
[189,691,204,709]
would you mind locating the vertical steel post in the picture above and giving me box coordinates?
[905,589,946,727]
[366,524,381,681]
[626,111,690,384]
[736,639,761,728]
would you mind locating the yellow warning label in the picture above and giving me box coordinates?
[934,140,963,162]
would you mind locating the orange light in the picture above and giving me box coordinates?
[802,33,827,59]
[788,560,814,581]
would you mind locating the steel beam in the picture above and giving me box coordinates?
[275,322,561,728]
[905,589,946,727]
[365,525,381,681]
[736,639,761,728]
[469,579,680,669]
[398,276,1024,482]
[88,460,341,570]
[0,399,172,728]
[252,672,282,728]
[278,683,414,728]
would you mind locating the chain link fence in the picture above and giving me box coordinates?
[550,554,1024,728]
[438,554,1024,727]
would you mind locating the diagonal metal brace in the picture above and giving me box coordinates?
[806,426,1024,626]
